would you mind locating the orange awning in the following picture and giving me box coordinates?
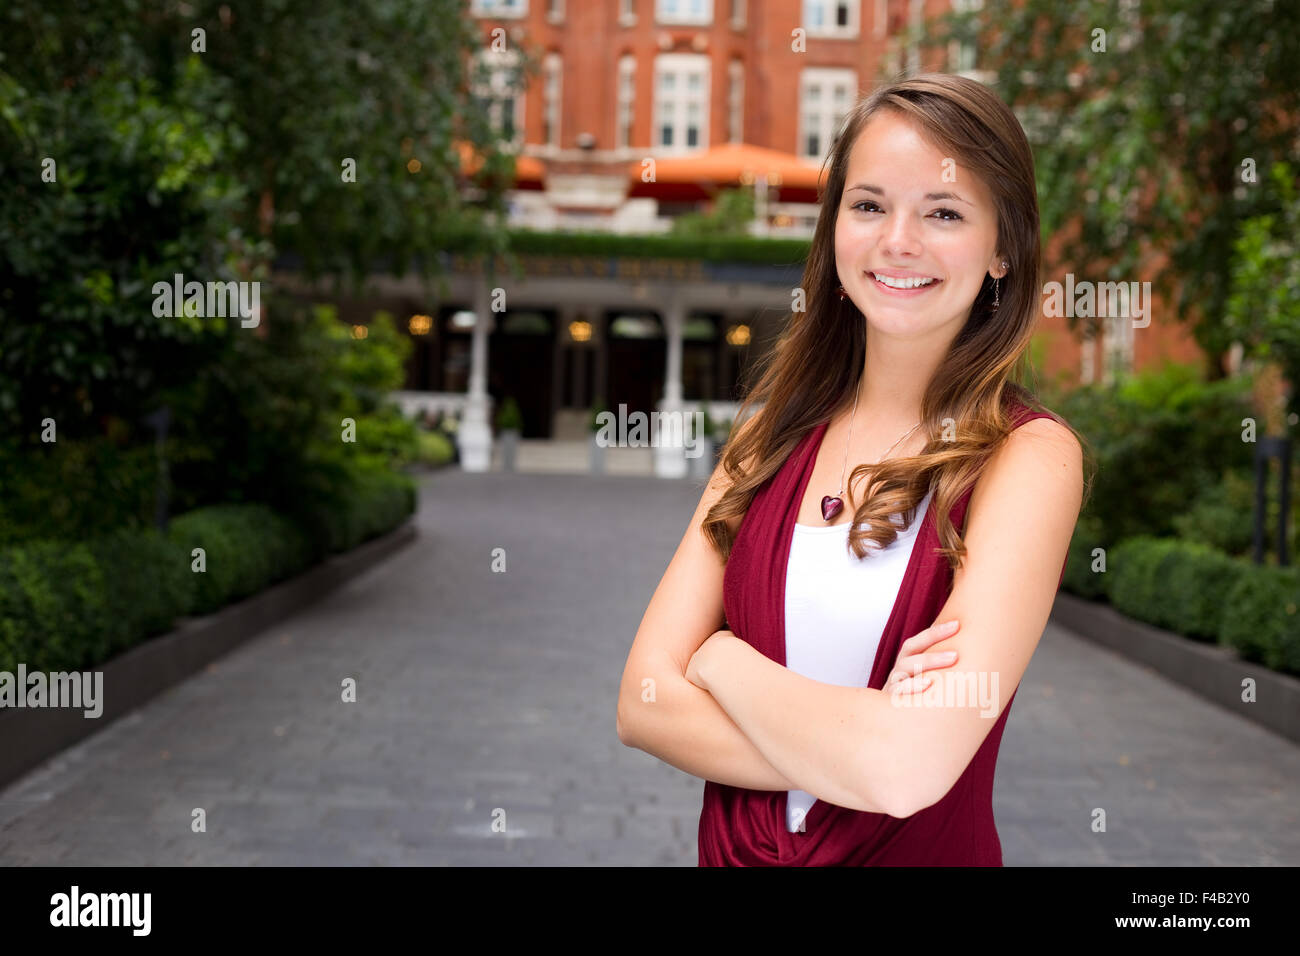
[455,140,545,185]
[629,142,827,191]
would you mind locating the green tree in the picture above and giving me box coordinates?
[1223,161,1300,419]
[915,0,1300,378]
[670,187,757,237]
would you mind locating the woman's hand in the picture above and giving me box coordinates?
[885,619,961,694]
[685,629,737,690]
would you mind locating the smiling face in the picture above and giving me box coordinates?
[834,108,1006,341]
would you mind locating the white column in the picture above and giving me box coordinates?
[655,297,688,478]
[458,280,495,472]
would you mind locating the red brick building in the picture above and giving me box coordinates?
[381,1,1211,469]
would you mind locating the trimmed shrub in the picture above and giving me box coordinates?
[0,466,413,675]
[416,429,454,467]
[1220,565,1300,676]
[86,528,195,658]
[1106,536,1250,640]
[1157,542,1253,641]
[1063,514,1110,599]
[1106,536,1174,627]
[290,465,417,557]
[0,541,106,673]
[167,505,313,616]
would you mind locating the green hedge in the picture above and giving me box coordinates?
[167,505,313,616]
[0,540,108,673]
[1107,536,1253,642]
[291,467,417,557]
[1063,515,1110,599]
[1220,565,1300,674]
[0,467,416,675]
[1067,532,1299,677]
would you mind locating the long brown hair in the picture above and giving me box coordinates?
[703,72,1093,569]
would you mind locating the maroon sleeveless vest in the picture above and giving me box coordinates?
[698,393,1067,865]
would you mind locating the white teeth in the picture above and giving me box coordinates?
[873,273,936,289]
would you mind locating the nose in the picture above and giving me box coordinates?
[880,209,924,258]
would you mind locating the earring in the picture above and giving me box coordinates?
[992,260,1008,310]
[837,285,848,300]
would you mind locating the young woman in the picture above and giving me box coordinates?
[616,72,1092,866]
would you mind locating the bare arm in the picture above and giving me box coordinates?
[616,418,798,792]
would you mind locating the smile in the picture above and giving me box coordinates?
[868,272,942,293]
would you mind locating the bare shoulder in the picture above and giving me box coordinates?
[969,413,1083,533]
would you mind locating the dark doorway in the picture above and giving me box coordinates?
[488,310,556,438]
[605,312,665,418]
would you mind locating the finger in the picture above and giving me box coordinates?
[895,649,953,679]
[892,675,934,696]
[897,620,959,658]
[923,650,959,670]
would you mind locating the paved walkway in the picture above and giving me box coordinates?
[1,467,1296,865]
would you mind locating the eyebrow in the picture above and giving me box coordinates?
[845,184,973,205]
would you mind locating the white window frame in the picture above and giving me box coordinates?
[907,0,923,75]
[948,0,983,75]
[1101,311,1135,384]
[730,0,746,29]
[470,49,526,150]
[653,53,710,153]
[617,55,636,149]
[542,53,562,148]
[802,0,858,38]
[470,0,528,18]
[655,0,713,27]
[728,60,744,143]
[798,67,856,161]
[619,0,637,27]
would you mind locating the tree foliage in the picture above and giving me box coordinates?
[918,0,1300,377]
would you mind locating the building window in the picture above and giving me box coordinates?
[619,0,637,26]
[617,55,636,149]
[656,0,712,26]
[803,0,857,37]
[728,60,744,143]
[471,49,526,148]
[907,0,923,75]
[799,68,856,161]
[543,53,562,147]
[546,0,564,22]
[948,0,982,74]
[730,0,746,28]
[471,0,528,17]
[654,54,710,151]
[1101,312,1134,385]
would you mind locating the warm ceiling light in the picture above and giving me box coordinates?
[725,323,751,346]
[569,319,592,342]
[351,324,368,339]
[408,314,433,335]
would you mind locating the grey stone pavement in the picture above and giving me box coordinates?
[1,466,1297,866]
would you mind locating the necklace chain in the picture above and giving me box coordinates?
[836,385,923,496]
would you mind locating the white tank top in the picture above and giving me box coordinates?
[783,485,935,832]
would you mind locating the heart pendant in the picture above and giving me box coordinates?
[821,495,844,522]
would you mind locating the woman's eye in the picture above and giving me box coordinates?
[849,200,963,222]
